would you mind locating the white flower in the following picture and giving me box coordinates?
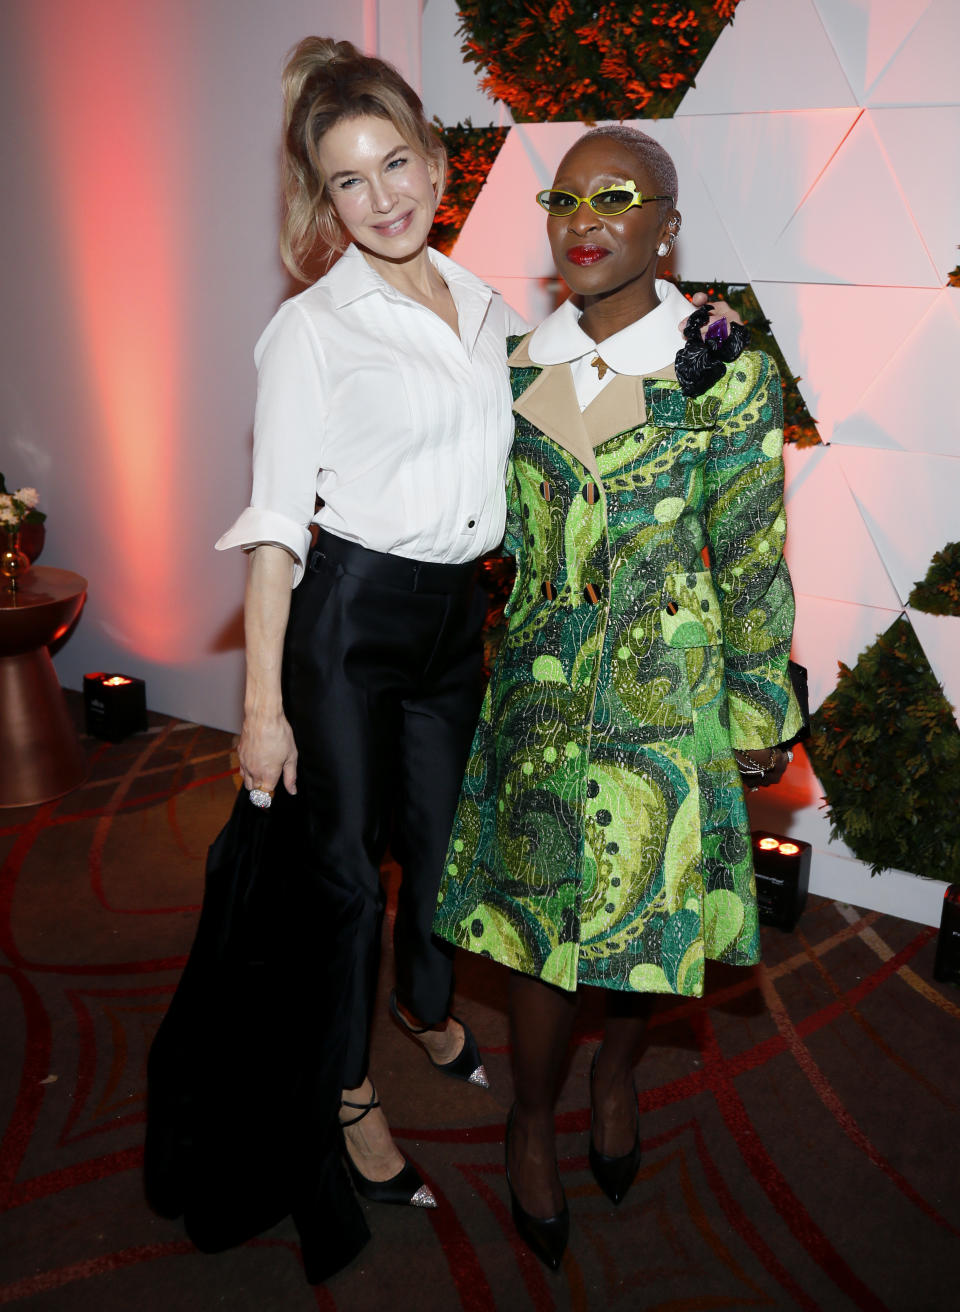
[0,496,17,526]
[15,487,39,509]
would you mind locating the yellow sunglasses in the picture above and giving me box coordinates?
[535,179,673,217]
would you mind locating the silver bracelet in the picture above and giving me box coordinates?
[734,750,773,777]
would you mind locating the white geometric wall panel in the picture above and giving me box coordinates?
[908,611,960,729]
[811,0,938,105]
[757,110,939,286]
[451,123,582,283]
[675,0,854,115]
[421,0,512,127]
[783,445,902,611]
[749,283,938,442]
[836,447,960,608]
[871,107,960,284]
[858,0,960,107]
[791,594,902,714]
[674,109,862,281]
[831,290,960,457]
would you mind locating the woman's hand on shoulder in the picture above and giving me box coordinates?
[680,290,743,335]
[237,710,298,796]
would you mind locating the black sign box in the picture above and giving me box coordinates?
[83,672,148,741]
[934,885,960,987]
[753,831,812,932]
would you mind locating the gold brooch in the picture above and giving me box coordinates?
[590,355,609,380]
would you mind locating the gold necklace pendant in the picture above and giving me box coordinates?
[590,354,609,380]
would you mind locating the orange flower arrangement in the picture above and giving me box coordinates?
[457,0,742,122]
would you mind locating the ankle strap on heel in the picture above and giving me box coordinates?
[340,1086,380,1128]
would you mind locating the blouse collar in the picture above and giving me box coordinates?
[527,278,691,376]
[324,244,494,356]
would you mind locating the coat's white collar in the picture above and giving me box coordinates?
[527,279,691,377]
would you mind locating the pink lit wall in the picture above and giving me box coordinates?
[0,0,418,730]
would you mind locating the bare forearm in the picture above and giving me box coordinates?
[238,545,298,793]
[243,545,294,715]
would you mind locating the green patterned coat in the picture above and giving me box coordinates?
[433,336,803,996]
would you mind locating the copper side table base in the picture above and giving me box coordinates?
[0,649,88,807]
[0,567,89,809]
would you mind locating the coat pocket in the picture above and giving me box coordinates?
[661,569,723,648]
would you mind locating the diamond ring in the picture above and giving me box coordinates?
[249,788,273,809]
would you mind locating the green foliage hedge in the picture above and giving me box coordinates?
[907,541,960,616]
[429,122,509,255]
[807,616,960,881]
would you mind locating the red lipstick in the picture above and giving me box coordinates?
[566,245,610,266]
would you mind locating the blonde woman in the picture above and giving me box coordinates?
[217,37,522,1213]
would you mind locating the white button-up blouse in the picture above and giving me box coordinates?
[216,244,525,587]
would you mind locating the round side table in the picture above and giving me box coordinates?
[0,567,88,807]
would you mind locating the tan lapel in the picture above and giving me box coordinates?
[583,362,680,447]
[509,336,600,480]
[511,334,684,466]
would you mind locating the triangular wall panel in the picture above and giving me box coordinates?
[783,445,903,611]
[421,0,513,126]
[792,592,902,713]
[759,111,940,286]
[676,110,862,280]
[866,0,960,106]
[675,0,854,115]
[750,283,937,441]
[451,124,580,279]
[832,290,960,457]
[811,0,934,105]
[907,611,960,729]
[836,447,960,608]
[871,107,960,285]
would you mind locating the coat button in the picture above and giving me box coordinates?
[583,583,601,604]
[539,480,552,501]
[542,580,556,600]
[665,599,679,615]
[582,482,600,504]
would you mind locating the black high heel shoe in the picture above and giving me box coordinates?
[504,1105,569,1271]
[388,990,490,1089]
[588,1049,642,1206]
[340,1086,436,1208]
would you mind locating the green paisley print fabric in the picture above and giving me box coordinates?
[433,345,803,996]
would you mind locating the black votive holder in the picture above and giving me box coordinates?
[934,885,960,987]
[753,831,811,932]
[83,672,148,741]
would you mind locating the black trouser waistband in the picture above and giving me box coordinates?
[308,528,478,594]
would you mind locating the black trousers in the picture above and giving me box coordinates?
[283,530,486,1088]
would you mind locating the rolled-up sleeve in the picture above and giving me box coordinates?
[215,301,326,588]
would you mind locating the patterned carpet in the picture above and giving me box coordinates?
[1,702,958,1310]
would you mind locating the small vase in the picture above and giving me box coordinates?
[18,518,45,563]
[0,527,31,594]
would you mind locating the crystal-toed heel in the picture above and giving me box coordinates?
[340,1086,436,1208]
[388,990,489,1089]
[505,1105,568,1271]
[588,1049,642,1206]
